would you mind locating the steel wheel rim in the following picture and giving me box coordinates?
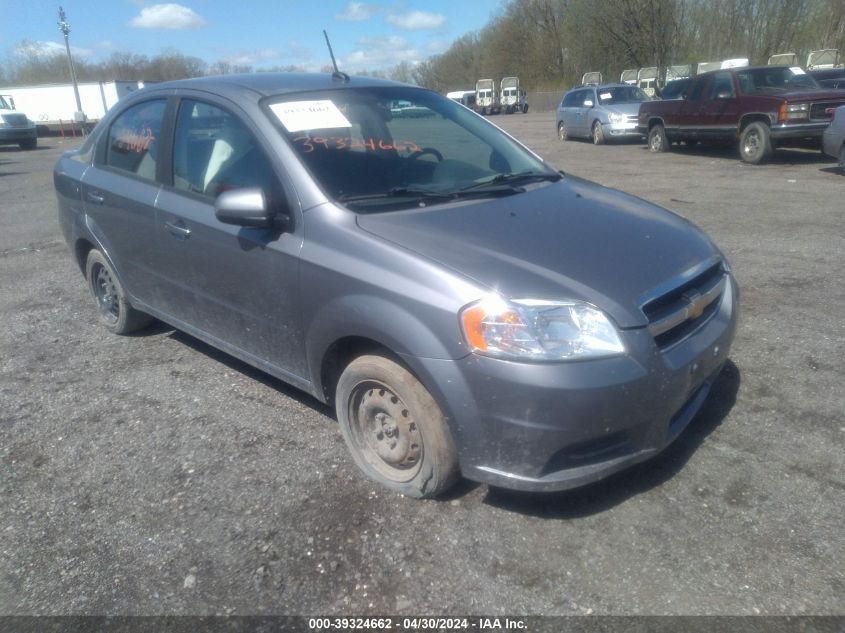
[650,129,662,151]
[92,264,119,325]
[348,381,423,482]
[744,130,760,157]
[593,123,601,144]
[558,123,567,141]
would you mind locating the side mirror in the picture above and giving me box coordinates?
[583,99,594,108]
[215,188,288,230]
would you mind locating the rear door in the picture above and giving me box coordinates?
[153,96,307,379]
[80,98,168,304]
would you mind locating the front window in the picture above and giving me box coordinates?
[597,86,650,104]
[737,67,820,93]
[266,87,556,212]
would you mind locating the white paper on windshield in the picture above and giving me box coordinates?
[790,66,806,75]
[270,100,351,132]
[600,92,612,99]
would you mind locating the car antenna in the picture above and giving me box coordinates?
[323,30,350,83]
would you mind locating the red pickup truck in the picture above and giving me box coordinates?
[638,65,845,163]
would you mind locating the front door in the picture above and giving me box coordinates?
[154,97,307,380]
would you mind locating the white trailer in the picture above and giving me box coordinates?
[637,67,659,96]
[620,69,638,85]
[807,49,842,69]
[0,81,146,131]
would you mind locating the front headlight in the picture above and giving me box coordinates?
[460,296,625,361]
[607,112,626,123]
[785,102,809,120]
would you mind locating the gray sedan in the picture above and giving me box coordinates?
[822,104,845,172]
[54,73,737,498]
[557,83,650,144]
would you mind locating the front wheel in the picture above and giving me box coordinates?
[592,121,605,145]
[648,123,670,152]
[739,122,773,164]
[85,249,151,334]
[557,121,568,141]
[19,138,37,150]
[335,355,459,498]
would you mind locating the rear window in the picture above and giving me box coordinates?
[737,67,820,93]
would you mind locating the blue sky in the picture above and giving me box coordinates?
[2,1,503,72]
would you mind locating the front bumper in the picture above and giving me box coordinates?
[0,126,37,143]
[406,276,738,492]
[603,121,644,138]
[822,128,843,159]
[770,121,830,140]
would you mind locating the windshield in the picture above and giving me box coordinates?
[267,86,555,211]
[597,86,650,104]
[737,67,820,93]
[660,79,690,99]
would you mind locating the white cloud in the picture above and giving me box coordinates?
[335,2,378,21]
[130,4,206,29]
[341,36,421,71]
[14,41,93,59]
[222,48,282,65]
[386,10,445,31]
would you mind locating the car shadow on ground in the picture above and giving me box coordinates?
[640,142,836,166]
[134,321,335,416]
[482,360,741,518]
[819,165,844,175]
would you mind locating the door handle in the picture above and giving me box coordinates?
[87,191,105,204]
[164,220,192,240]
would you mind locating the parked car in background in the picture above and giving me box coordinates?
[0,94,37,149]
[54,73,737,499]
[557,83,650,144]
[822,105,845,171]
[638,65,845,163]
[810,68,845,89]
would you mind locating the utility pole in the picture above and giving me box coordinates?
[57,6,84,123]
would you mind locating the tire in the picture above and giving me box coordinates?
[648,123,670,153]
[557,121,568,141]
[522,103,528,114]
[592,121,605,145]
[481,107,488,116]
[839,145,845,174]
[739,121,773,164]
[335,355,459,499]
[85,249,151,335]
[19,138,37,150]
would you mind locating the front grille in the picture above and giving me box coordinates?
[642,263,726,350]
[1,113,28,127]
[625,114,638,123]
[810,100,845,122]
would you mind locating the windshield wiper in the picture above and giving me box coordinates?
[338,187,456,203]
[457,171,562,193]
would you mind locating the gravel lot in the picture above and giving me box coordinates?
[1,113,843,617]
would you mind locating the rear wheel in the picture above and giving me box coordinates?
[648,123,670,152]
[335,355,459,498]
[85,249,151,334]
[592,121,605,145]
[839,145,845,174]
[739,121,773,164]
[19,138,36,150]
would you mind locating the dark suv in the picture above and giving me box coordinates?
[638,65,845,163]
[55,73,737,498]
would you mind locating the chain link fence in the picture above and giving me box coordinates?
[528,91,564,112]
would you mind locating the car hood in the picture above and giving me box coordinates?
[356,177,721,328]
[604,102,643,116]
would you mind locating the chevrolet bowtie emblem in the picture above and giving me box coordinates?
[683,290,706,320]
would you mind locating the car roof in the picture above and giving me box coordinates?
[568,83,634,91]
[143,72,411,99]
